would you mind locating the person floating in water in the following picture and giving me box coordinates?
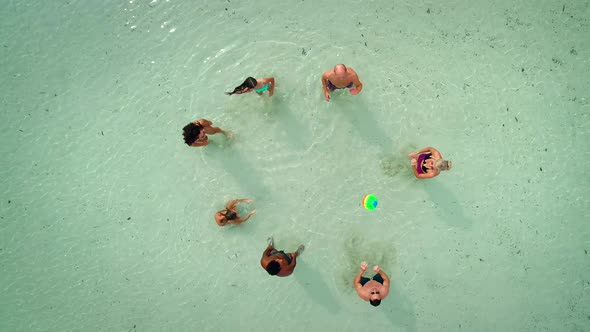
[353,261,390,307]
[215,198,256,226]
[226,76,275,97]
[321,64,363,102]
[260,237,304,277]
[182,119,232,147]
[408,147,453,179]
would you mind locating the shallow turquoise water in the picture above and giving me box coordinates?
[1,1,589,331]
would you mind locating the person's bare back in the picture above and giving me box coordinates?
[214,198,256,226]
[260,237,304,277]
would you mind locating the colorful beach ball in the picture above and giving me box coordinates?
[362,194,378,211]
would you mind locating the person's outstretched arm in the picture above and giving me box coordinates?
[374,266,391,298]
[226,199,249,210]
[377,269,390,287]
[416,171,437,179]
[264,77,275,96]
[205,125,229,136]
[195,119,212,126]
[321,71,331,101]
[232,210,256,224]
[353,261,368,290]
[262,243,273,258]
[349,70,363,95]
[417,147,440,157]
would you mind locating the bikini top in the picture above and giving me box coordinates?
[221,209,237,220]
[416,153,432,174]
[255,82,270,93]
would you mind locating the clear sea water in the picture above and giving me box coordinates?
[1,1,588,331]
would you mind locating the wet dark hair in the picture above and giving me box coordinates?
[222,209,237,221]
[369,299,381,307]
[266,261,281,275]
[226,77,257,95]
[182,122,202,146]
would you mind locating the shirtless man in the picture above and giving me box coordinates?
[321,64,363,102]
[182,119,232,147]
[260,237,304,277]
[353,261,390,307]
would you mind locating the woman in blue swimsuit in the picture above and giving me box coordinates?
[226,76,275,96]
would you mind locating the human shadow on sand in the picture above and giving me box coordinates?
[381,281,418,332]
[338,233,417,331]
[265,95,312,151]
[425,180,472,229]
[202,141,270,200]
[334,96,394,154]
[377,143,422,188]
[295,260,341,314]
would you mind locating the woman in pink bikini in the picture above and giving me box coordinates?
[409,147,452,179]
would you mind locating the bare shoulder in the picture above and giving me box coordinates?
[197,118,212,126]
[347,67,359,76]
[354,281,364,291]
[356,287,368,299]
[348,68,362,83]
[215,214,226,226]
[426,146,440,153]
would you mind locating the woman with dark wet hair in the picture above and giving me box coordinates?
[182,119,232,147]
[226,76,275,96]
[215,198,256,226]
